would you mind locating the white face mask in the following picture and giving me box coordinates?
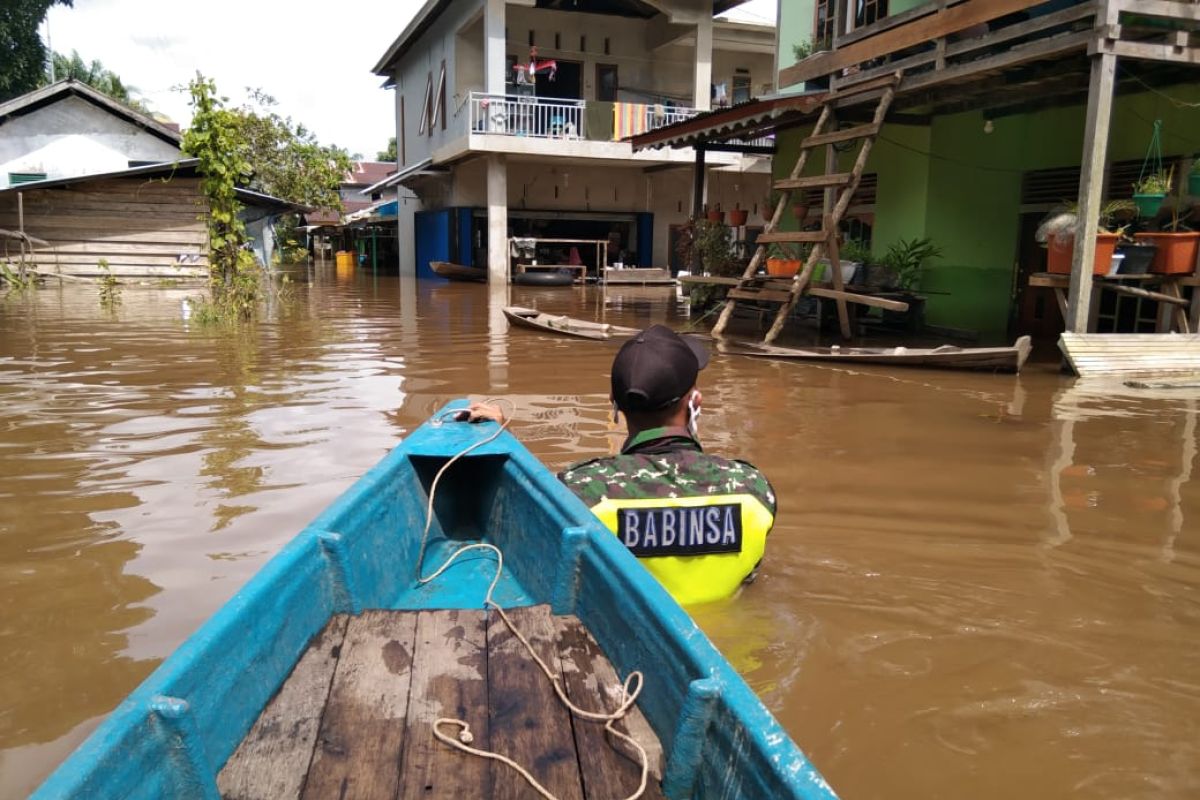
[686,390,701,438]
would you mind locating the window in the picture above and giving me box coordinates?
[854,0,889,29]
[596,64,618,102]
[419,72,433,135]
[732,70,751,104]
[8,172,46,186]
[437,60,447,130]
[814,0,835,47]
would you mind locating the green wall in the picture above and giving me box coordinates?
[777,0,813,94]
[773,84,1200,341]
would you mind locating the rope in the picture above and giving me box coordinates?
[415,399,650,800]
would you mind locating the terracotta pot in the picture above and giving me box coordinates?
[766,257,802,277]
[1046,233,1119,276]
[706,210,724,223]
[727,208,749,227]
[1134,231,1200,274]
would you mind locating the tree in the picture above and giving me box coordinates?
[377,137,397,163]
[45,49,149,112]
[0,0,72,102]
[232,90,352,211]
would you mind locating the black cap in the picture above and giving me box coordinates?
[611,325,709,412]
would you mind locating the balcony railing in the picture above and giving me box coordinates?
[470,92,587,139]
[468,92,719,143]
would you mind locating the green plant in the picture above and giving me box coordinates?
[693,219,738,276]
[1036,199,1136,245]
[98,258,121,309]
[1134,168,1173,196]
[839,239,873,265]
[182,73,260,322]
[881,237,943,291]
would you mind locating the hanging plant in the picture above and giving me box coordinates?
[1133,120,1170,217]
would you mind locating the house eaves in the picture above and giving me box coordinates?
[0,79,182,148]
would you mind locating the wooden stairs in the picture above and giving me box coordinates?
[711,71,905,343]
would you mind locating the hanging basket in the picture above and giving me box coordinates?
[727,208,749,227]
[706,210,725,224]
[1133,193,1167,217]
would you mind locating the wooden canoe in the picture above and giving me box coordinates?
[722,335,1033,373]
[430,260,487,282]
[31,402,836,800]
[503,305,641,340]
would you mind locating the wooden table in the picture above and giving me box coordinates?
[1029,271,1200,333]
[508,237,608,283]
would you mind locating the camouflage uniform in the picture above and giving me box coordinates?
[558,426,777,525]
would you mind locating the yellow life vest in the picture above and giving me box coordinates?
[588,493,774,606]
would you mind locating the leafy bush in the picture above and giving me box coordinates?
[881,238,943,291]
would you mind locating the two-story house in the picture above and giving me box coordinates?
[370,0,777,280]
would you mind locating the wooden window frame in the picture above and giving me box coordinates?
[419,72,433,135]
[596,63,618,102]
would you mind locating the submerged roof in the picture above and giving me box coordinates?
[0,158,309,212]
[0,79,182,148]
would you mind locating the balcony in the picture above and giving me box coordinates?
[781,0,1200,114]
[468,91,699,143]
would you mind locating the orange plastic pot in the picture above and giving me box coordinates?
[1046,233,1119,276]
[1134,232,1200,274]
[766,258,802,277]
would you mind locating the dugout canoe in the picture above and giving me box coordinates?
[503,305,641,340]
[721,335,1033,373]
[31,401,837,800]
[430,260,487,282]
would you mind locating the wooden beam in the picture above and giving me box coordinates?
[756,231,830,244]
[774,173,853,190]
[835,0,952,48]
[1099,39,1200,65]
[1067,48,1118,333]
[1106,282,1189,306]
[1116,0,1200,23]
[780,0,1055,87]
[807,286,910,311]
[802,123,881,148]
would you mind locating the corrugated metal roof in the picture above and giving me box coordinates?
[629,92,826,151]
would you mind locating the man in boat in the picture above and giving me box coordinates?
[466,325,775,605]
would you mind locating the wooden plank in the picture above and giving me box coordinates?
[302,610,419,800]
[10,229,208,245]
[398,609,491,800]
[802,123,881,149]
[773,173,853,191]
[34,253,206,267]
[1101,39,1200,65]
[1117,0,1200,22]
[0,213,203,231]
[808,286,910,311]
[827,72,903,100]
[555,617,664,799]
[756,231,829,244]
[728,287,794,303]
[779,0,1050,86]
[835,0,950,48]
[218,616,349,800]
[1106,282,1189,306]
[30,240,206,255]
[901,29,1094,95]
[488,605,584,800]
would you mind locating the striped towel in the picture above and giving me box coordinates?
[612,103,650,140]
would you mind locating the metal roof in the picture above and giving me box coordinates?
[0,79,182,147]
[629,92,827,151]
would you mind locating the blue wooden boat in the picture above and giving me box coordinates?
[32,401,837,800]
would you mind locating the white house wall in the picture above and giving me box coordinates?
[392,0,484,172]
[0,96,180,184]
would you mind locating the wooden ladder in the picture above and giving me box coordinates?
[711,71,904,344]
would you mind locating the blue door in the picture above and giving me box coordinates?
[415,209,452,280]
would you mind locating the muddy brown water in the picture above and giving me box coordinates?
[1,266,1198,799]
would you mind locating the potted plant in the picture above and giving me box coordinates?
[1134,200,1200,275]
[1190,159,1200,197]
[883,237,942,291]
[1133,168,1172,217]
[765,242,803,277]
[728,204,749,227]
[1116,240,1157,274]
[1036,200,1135,275]
[679,219,736,276]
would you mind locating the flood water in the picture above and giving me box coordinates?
[1,264,1198,799]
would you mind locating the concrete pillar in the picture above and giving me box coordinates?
[694,15,713,111]
[485,0,506,96]
[397,189,416,278]
[487,153,508,283]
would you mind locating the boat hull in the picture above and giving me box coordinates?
[723,335,1032,373]
[430,261,487,282]
[32,401,836,800]
[503,305,641,340]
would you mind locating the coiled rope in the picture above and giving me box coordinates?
[415,400,649,800]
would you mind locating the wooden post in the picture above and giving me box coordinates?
[1066,9,1118,333]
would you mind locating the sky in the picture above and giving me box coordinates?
[44,0,777,161]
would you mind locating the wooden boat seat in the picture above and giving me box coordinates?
[218,605,665,800]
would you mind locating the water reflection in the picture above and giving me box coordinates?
[1,269,1198,798]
